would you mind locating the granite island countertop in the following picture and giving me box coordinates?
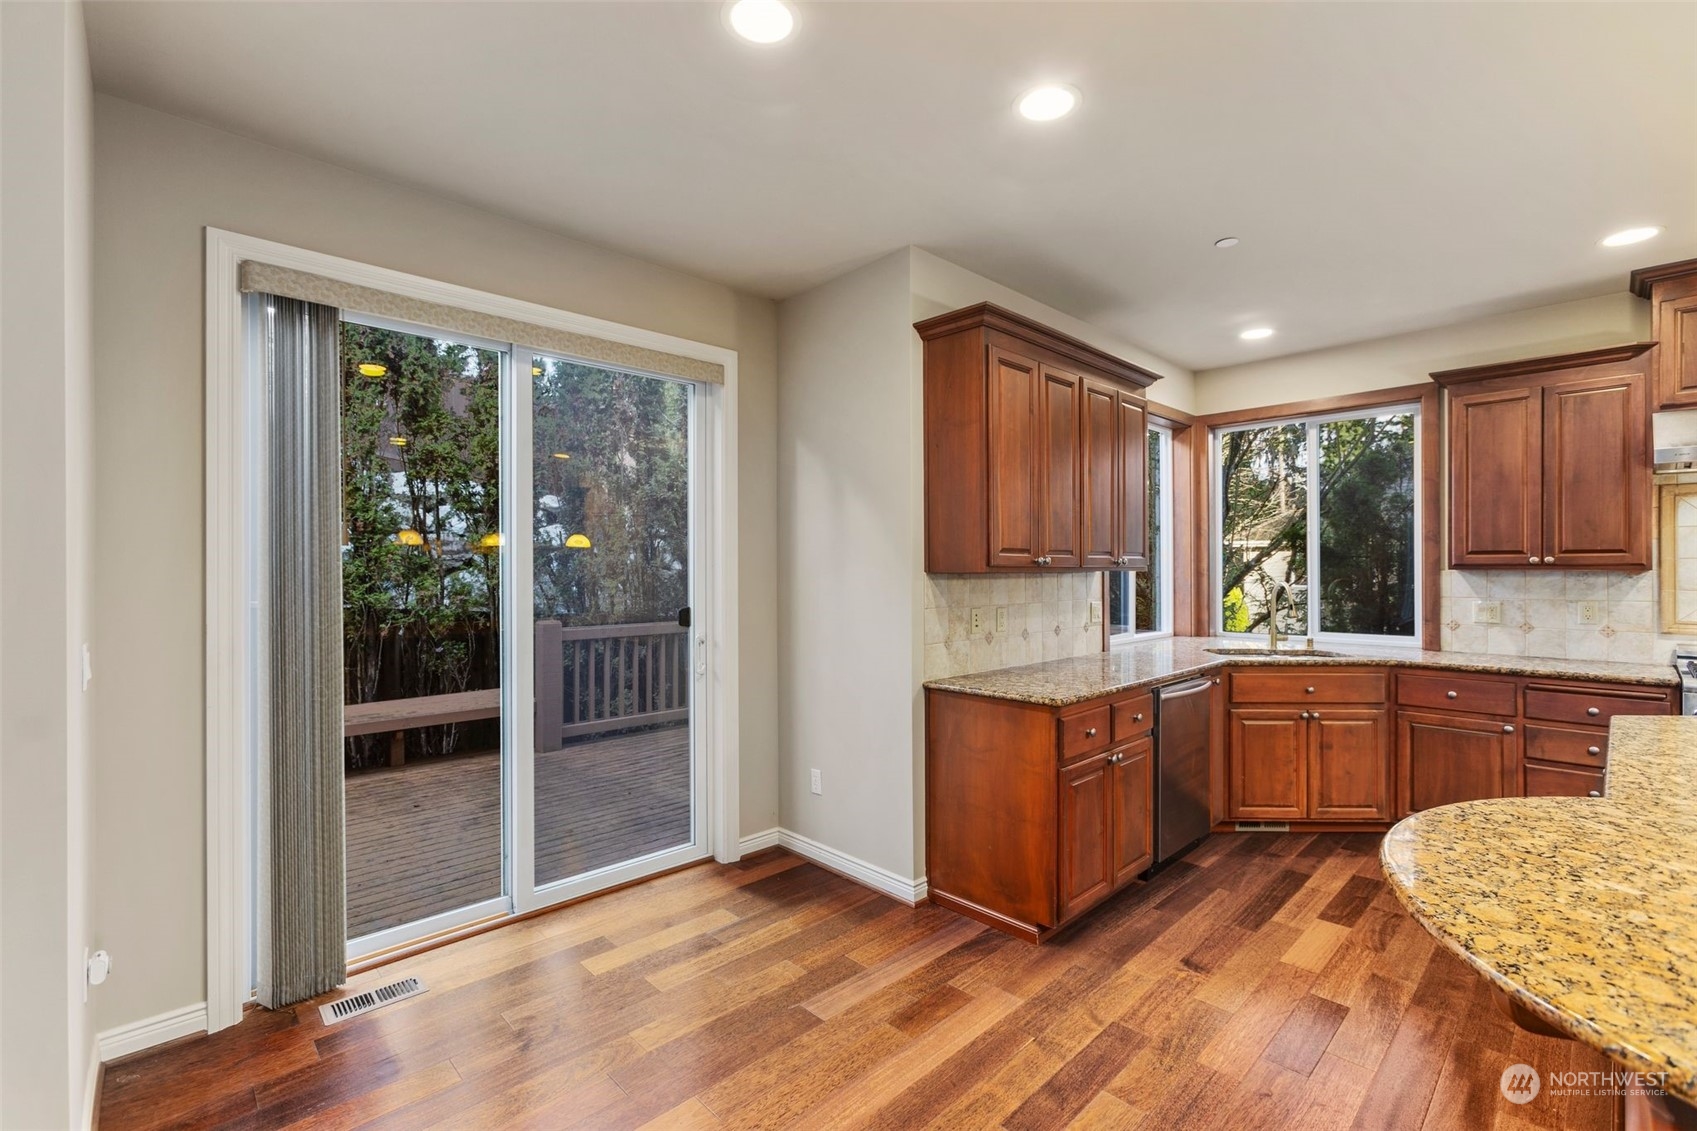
[1382,716,1697,1105]
[922,635,1678,707]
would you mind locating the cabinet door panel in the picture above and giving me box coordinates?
[1117,392,1149,571]
[1038,365,1082,568]
[1654,279,1697,409]
[986,348,1043,567]
[1308,709,1391,820]
[1543,373,1649,567]
[1111,740,1153,885]
[1059,754,1114,919]
[1397,710,1515,816]
[1450,386,1542,567]
[1079,379,1120,569]
[1229,709,1307,820]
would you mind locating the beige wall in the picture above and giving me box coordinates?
[1,1,97,1125]
[1193,292,1649,415]
[90,95,779,1035]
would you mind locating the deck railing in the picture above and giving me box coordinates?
[533,619,689,751]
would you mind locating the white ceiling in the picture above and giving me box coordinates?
[85,1,1697,370]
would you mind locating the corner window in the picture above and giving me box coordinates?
[1109,423,1174,644]
[1214,406,1419,643]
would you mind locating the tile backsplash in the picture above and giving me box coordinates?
[923,573,1104,680]
[1439,569,1665,664]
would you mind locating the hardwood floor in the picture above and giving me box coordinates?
[345,723,691,937]
[100,833,1614,1130]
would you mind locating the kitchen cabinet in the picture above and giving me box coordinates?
[925,685,1156,942]
[1435,343,1654,570]
[1397,710,1517,814]
[1227,669,1391,823]
[1630,258,1697,409]
[917,303,1158,573]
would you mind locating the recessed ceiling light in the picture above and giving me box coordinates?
[1214,237,1240,249]
[1016,85,1079,122]
[726,0,794,44]
[1600,226,1662,248]
[1239,327,1275,341]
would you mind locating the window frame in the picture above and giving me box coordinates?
[1210,400,1425,649]
[1109,421,1176,647]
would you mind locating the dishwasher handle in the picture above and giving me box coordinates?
[1156,677,1216,701]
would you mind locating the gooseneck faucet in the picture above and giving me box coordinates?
[1268,583,1291,651]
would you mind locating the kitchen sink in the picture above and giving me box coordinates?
[1204,646,1350,658]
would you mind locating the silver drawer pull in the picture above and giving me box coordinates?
[1132,713,1144,723]
[1502,725,1515,734]
[1587,707,1601,717]
[1587,790,1601,798]
[1446,690,1458,699]
[1084,727,1097,738]
[1305,686,1316,694]
[1588,746,1601,756]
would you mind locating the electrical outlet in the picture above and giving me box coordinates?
[970,607,985,635]
[809,768,822,795]
[995,606,1008,634]
[1577,601,1602,625]
[1473,600,1502,625]
[1088,600,1103,625]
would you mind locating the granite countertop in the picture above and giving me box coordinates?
[1381,716,1697,1105]
[922,636,1678,707]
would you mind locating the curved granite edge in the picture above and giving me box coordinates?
[1381,716,1697,1105]
[922,636,1677,708]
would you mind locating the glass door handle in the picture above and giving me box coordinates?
[695,635,707,678]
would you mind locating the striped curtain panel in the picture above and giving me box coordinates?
[257,295,347,1007]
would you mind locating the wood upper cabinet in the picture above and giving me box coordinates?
[1435,344,1654,571]
[918,304,1158,573]
[1630,259,1697,409]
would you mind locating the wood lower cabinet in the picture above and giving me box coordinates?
[1435,343,1653,570]
[1229,709,1307,820]
[1397,710,1517,815]
[918,303,1159,573]
[1309,709,1393,820]
[926,685,1160,942]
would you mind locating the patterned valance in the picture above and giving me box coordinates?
[238,260,724,385]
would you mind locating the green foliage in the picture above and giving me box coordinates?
[1223,587,1250,632]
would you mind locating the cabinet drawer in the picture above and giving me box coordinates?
[1059,704,1113,762]
[1524,761,1605,798]
[1111,693,1154,742]
[1523,724,1608,770]
[1523,684,1671,726]
[1396,672,1516,717]
[1230,670,1387,705]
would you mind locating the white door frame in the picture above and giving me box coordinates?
[203,228,742,1032]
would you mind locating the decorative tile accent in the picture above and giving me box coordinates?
[923,572,1102,680]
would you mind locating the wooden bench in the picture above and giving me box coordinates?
[343,689,501,767]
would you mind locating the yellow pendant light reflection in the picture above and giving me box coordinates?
[395,529,425,547]
[564,533,592,550]
[358,362,388,378]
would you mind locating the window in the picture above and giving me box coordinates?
[1109,423,1174,643]
[1215,406,1419,643]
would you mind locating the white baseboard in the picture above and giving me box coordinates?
[98,1002,208,1062]
[742,827,927,906]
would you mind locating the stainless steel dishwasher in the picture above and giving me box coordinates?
[1153,676,1215,866]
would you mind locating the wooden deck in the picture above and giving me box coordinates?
[344,722,691,939]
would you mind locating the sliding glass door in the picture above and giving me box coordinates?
[337,322,706,956]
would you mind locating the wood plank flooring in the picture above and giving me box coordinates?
[99,833,1616,1130]
[346,723,690,936]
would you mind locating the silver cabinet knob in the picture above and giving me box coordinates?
[1529,556,1540,564]
[1588,746,1601,756]
[1212,678,1222,685]
[1085,727,1097,738]
[1446,690,1458,699]
[1587,790,1601,798]
[1587,707,1601,717]
[1502,725,1515,734]
[1299,711,1310,720]
[1543,556,1555,564]
[1035,556,1052,566]
[1133,713,1144,723]
[1305,686,1316,694]
[1310,711,1321,719]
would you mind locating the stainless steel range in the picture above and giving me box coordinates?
[1675,644,1697,716]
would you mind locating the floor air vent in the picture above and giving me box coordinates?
[1234,821,1291,833]
[319,976,427,1025]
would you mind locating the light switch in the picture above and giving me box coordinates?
[1473,601,1501,625]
